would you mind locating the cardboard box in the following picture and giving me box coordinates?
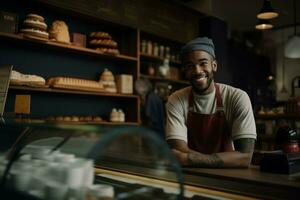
[0,11,18,33]
[116,75,133,94]
[14,95,31,114]
[70,33,86,47]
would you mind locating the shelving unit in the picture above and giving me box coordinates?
[138,30,188,99]
[0,2,141,125]
[255,114,300,120]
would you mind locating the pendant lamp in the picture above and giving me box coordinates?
[255,19,273,30]
[257,0,279,20]
[284,0,300,59]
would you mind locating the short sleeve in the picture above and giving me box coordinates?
[165,94,188,142]
[231,91,257,140]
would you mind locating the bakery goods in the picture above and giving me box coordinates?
[47,77,104,92]
[93,116,102,122]
[27,14,44,22]
[49,20,70,44]
[89,31,120,55]
[99,69,117,93]
[71,116,79,122]
[110,108,119,122]
[20,13,49,40]
[89,39,117,48]
[90,32,112,39]
[10,70,46,87]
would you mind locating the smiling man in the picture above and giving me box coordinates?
[166,37,256,168]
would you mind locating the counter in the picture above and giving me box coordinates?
[95,162,300,200]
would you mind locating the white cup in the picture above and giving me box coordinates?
[88,184,114,199]
[44,181,68,200]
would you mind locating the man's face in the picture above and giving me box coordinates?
[182,50,217,94]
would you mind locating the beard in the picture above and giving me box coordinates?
[190,72,214,94]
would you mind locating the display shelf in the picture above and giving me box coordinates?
[140,52,181,64]
[140,74,189,85]
[0,32,137,62]
[10,118,140,126]
[255,114,300,120]
[9,85,138,99]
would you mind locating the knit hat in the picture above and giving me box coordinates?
[180,37,215,59]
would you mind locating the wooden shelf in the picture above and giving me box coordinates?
[0,32,137,62]
[140,52,181,64]
[9,85,139,99]
[140,74,189,85]
[255,114,300,120]
[10,118,140,126]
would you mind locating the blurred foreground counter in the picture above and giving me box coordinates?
[1,119,300,200]
[95,161,300,200]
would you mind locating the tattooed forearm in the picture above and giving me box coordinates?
[188,151,224,168]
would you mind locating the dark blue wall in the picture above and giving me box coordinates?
[1,0,137,120]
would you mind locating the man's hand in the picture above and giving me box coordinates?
[168,138,255,168]
[172,148,188,166]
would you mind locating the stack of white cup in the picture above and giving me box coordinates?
[5,145,105,200]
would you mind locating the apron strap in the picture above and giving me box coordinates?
[214,84,224,111]
[188,88,194,111]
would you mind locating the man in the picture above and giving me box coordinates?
[166,37,256,168]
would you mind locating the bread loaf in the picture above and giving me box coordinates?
[47,77,104,92]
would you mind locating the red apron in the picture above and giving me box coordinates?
[187,84,234,153]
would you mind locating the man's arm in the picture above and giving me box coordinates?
[168,138,255,168]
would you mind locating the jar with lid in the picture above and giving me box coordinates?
[141,40,147,53]
[153,42,159,56]
[147,41,153,55]
[159,45,165,58]
[165,46,170,59]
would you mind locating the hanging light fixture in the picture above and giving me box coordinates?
[284,0,300,59]
[257,0,279,19]
[255,19,273,30]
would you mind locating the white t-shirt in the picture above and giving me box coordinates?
[166,83,257,143]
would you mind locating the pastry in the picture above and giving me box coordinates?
[99,69,117,93]
[10,70,46,87]
[90,32,112,39]
[100,68,114,82]
[84,116,93,122]
[93,116,102,122]
[20,28,49,39]
[95,47,119,55]
[23,18,47,30]
[89,39,117,47]
[47,77,104,92]
[26,14,44,22]
[89,31,120,55]
[71,116,79,122]
[20,13,49,40]
[63,116,71,121]
[49,20,70,44]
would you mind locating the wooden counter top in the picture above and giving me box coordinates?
[96,162,300,200]
[182,166,300,200]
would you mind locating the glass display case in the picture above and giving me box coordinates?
[0,118,184,200]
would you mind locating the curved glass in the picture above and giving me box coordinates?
[0,119,184,200]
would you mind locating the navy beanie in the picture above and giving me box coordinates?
[180,37,215,59]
